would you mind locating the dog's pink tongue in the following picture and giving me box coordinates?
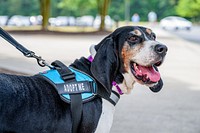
[136,65,160,82]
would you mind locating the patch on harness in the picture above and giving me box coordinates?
[56,81,93,94]
[39,67,97,103]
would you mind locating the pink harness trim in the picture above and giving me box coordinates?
[87,55,123,95]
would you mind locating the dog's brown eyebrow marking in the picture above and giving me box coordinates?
[146,29,152,35]
[121,43,133,72]
[133,29,142,36]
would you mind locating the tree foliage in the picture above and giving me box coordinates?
[109,0,177,21]
[0,0,39,16]
[176,0,200,19]
[55,0,110,30]
[53,0,98,17]
[0,0,179,21]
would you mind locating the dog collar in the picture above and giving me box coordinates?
[112,81,123,95]
[88,55,123,95]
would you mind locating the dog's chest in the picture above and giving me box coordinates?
[95,99,115,133]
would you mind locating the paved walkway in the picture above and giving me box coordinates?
[0,27,200,133]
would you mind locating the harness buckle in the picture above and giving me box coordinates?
[61,72,75,81]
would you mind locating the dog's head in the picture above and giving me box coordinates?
[90,26,167,95]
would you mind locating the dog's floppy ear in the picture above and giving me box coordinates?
[90,36,119,95]
[149,66,163,92]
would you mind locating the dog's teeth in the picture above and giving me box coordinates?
[135,65,138,70]
[134,63,139,70]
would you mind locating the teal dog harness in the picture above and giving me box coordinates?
[39,60,98,133]
[38,60,120,133]
[40,66,97,103]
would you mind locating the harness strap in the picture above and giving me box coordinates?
[51,61,75,81]
[109,91,120,106]
[51,60,82,133]
[70,94,82,133]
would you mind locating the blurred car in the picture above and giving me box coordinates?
[93,15,114,29]
[30,15,42,25]
[76,15,94,26]
[68,16,76,26]
[0,16,8,26]
[49,16,76,26]
[8,15,31,26]
[48,17,57,26]
[49,16,68,26]
[160,16,192,30]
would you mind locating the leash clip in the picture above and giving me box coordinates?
[25,51,53,69]
[0,27,53,69]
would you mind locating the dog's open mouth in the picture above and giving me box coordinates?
[130,61,162,84]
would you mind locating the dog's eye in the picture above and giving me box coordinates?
[128,36,140,43]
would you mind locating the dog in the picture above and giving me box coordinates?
[0,26,167,133]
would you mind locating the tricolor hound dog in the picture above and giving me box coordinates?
[0,26,167,133]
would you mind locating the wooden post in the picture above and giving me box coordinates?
[40,0,50,31]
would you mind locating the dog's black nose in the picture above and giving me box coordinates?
[154,44,168,55]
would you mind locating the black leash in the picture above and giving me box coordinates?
[0,27,51,68]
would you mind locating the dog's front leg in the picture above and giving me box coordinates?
[95,99,115,133]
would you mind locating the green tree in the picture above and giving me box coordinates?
[0,0,39,16]
[57,0,110,31]
[176,0,200,20]
[109,0,124,20]
[56,0,97,17]
[109,0,177,21]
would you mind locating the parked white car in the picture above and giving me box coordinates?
[68,16,76,26]
[160,16,192,30]
[0,16,8,26]
[49,16,76,26]
[76,15,94,26]
[30,15,42,25]
[49,16,68,26]
[8,15,31,26]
